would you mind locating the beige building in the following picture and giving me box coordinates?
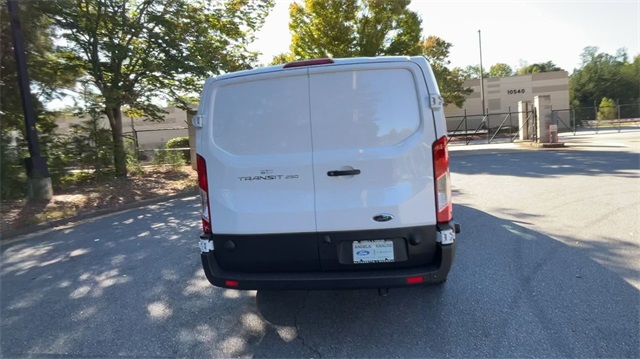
[56,106,193,149]
[444,71,570,131]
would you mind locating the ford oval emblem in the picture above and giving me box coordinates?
[356,250,370,256]
[373,213,394,222]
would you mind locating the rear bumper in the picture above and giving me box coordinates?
[200,242,455,290]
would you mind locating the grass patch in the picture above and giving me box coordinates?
[35,208,80,222]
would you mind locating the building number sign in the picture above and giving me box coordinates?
[507,89,526,95]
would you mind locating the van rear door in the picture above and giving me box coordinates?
[308,63,439,269]
[204,69,317,235]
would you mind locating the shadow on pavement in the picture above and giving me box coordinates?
[249,204,639,358]
[451,148,639,179]
[1,200,638,358]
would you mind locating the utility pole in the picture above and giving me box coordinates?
[478,29,486,117]
[6,0,52,200]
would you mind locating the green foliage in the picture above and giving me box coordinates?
[597,97,616,121]
[46,101,114,186]
[288,0,422,58]
[421,36,472,108]
[41,0,274,177]
[571,47,639,109]
[284,2,469,107]
[0,1,81,138]
[1,1,73,195]
[270,52,297,65]
[152,149,186,168]
[489,63,514,78]
[622,54,640,88]
[62,121,111,170]
[57,171,109,189]
[516,61,563,75]
[126,151,144,176]
[0,133,27,200]
[461,65,488,80]
[165,137,189,149]
[0,111,59,198]
[165,136,190,164]
[421,36,450,63]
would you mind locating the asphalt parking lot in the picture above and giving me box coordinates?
[2,130,639,358]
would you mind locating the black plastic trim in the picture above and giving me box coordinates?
[317,225,438,271]
[209,225,439,273]
[200,223,458,290]
[211,232,320,272]
[201,242,455,290]
[327,169,361,176]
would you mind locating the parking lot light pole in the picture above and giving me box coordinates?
[6,0,53,200]
[478,29,486,117]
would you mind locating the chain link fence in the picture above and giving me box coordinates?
[447,109,536,145]
[551,102,640,134]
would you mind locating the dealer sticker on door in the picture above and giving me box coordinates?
[353,240,394,263]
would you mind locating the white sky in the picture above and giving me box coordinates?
[250,0,640,72]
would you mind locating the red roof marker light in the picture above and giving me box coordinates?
[283,58,334,68]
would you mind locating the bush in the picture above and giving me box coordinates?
[597,97,616,121]
[126,151,144,176]
[152,148,185,168]
[0,133,27,200]
[47,113,114,184]
[57,171,106,189]
[165,136,190,164]
[165,136,189,148]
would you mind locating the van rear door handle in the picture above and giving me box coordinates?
[327,169,361,177]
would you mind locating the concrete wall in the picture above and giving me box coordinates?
[445,71,570,131]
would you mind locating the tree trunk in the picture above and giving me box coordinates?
[105,105,127,177]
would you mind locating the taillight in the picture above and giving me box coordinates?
[433,136,452,223]
[196,154,212,234]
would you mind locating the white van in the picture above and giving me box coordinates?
[194,57,460,290]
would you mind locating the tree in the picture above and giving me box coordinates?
[270,52,296,65]
[43,0,274,177]
[489,63,513,78]
[283,3,469,107]
[570,47,638,109]
[421,36,472,107]
[597,97,616,120]
[621,54,640,104]
[461,64,487,80]
[1,1,82,198]
[288,0,422,58]
[517,61,564,75]
[0,1,79,137]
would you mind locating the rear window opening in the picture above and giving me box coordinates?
[212,74,312,155]
[210,67,421,155]
[309,68,421,151]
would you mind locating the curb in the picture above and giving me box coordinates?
[528,142,566,148]
[449,141,577,157]
[0,190,198,241]
[449,143,534,157]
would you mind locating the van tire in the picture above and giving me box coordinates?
[432,278,447,285]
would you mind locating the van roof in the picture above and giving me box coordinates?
[213,56,419,82]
